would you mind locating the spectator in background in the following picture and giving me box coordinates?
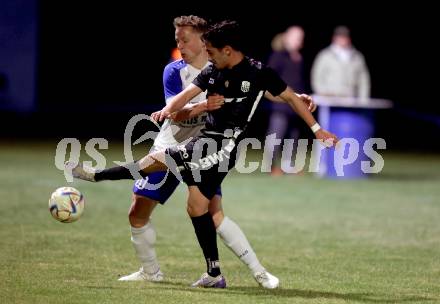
[270,32,285,52]
[264,26,306,176]
[311,26,370,102]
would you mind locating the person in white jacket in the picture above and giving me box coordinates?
[311,26,371,102]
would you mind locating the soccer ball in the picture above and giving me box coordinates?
[48,187,85,223]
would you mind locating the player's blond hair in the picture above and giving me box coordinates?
[173,15,208,34]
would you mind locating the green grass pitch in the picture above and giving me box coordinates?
[1,141,439,303]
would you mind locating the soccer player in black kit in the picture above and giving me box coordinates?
[68,20,338,288]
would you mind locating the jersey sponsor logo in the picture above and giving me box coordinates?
[177,115,207,127]
[184,162,200,170]
[184,147,231,170]
[241,81,250,92]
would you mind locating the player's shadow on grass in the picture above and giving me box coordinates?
[373,172,440,181]
[228,286,436,303]
[155,281,436,303]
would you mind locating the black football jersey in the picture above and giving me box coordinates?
[193,57,287,136]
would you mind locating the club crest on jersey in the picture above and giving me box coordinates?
[241,81,250,92]
[209,78,215,84]
[224,80,229,88]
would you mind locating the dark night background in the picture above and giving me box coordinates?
[1,1,439,150]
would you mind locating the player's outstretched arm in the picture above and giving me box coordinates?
[152,93,225,122]
[153,84,203,121]
[265,89,316,112]
[167,94,225,122]
[167,102,208,121]
[278,87,338,146]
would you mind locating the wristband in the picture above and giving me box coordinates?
[311,123,321,133]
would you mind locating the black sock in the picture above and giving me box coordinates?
[94,162,147,181]
[191,212,221,277]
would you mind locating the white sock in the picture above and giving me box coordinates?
[130,221,160,275]
[217,216,265,274]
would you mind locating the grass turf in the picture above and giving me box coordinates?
[0,140,439,303]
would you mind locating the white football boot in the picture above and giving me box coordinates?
[253,270,279,289]
[65,161,96,182]
[118,267,164,282]
[191,272,226,288]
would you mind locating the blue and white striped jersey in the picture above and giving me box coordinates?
[154,59,210,150]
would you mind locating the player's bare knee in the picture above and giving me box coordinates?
[128,194,156,228]
[187,186,210,217]
[128,210,148,228]
[211,210,224,228]
[187,203,207,217]
[186,204,197,217]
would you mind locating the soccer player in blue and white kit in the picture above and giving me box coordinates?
[117,15,278,288]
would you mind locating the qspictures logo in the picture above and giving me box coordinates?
[55,114,386,188]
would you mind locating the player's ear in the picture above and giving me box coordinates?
[224,46,231,56]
